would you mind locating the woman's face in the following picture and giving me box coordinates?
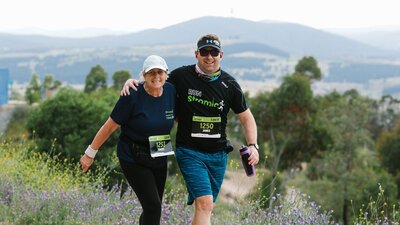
[144,68,167,89]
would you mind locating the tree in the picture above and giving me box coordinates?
[377,118,400,197]
[250,57,327,208]
[251,74,318,208]
[308,90,378,225]
[112,70,131,90]
[303,147,397,224]
[84,65,107,93]
[294,56,322,81]
[42,74,61,98]
[370,95,400,139]
[377,119,400,175]
[25,74,41,104]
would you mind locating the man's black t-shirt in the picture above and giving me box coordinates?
[169,65,248,153]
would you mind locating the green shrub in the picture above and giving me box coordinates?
[26,88,124,185]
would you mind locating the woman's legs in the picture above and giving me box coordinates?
[120,159,167,225]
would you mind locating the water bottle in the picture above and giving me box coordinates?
[240,145,255,176]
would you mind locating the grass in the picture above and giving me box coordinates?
[0,140,348,224]
[353,184,400,225]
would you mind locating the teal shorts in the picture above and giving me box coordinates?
[175,146,228,205]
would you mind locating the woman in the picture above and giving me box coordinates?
[80,55,175,225]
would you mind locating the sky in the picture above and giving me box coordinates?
[1,0,400,36]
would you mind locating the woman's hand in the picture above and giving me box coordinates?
[80,154,94,173]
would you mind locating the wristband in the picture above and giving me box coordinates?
[85,145,98,158]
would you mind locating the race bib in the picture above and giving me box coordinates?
[191,116,221,138]
[148,135,174,158]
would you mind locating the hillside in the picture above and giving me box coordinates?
[0,16,391,58]
[326,28,400,51]
[2,16,400,98]
[0,141,338,224]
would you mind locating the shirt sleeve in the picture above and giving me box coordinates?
[229,80,248,114]
[167,70,177,85]
[110,89,136,125]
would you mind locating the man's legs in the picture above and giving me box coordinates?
[175,147,227,224]
[192,195,213,225]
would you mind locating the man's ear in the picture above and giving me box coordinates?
[195,50,199,59]
[220,51,223,59]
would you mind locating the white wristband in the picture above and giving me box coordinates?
[85,145,98,158]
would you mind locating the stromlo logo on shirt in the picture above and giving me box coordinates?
[187,88,224,111]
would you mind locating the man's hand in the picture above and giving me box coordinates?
[120,78,139,96]
[248,146,259,166]
[80,154,94,173]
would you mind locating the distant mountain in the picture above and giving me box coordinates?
[223,42,289,57]
[2,16,400,98]
[0,16,392,59]
[0,42,285,84]
[326,28,400,51]
[1,27,128,38]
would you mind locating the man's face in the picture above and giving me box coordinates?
[195,47,223,74]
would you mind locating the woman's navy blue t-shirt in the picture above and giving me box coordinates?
[110,82,175,163]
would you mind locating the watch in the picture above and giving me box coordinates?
[248,143,259,150]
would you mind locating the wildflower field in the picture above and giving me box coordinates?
[0,141,397,224]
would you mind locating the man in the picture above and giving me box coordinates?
[121,34,259,225]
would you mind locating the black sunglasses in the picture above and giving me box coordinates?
[198,48,220,57]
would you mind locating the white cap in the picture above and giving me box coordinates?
[142,55,168,73]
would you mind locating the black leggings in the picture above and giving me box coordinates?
[119,159,167,225]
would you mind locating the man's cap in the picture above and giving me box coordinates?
[197,39,221,50]
[142,55,168,73]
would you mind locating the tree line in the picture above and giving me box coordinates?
[25,65,131,104]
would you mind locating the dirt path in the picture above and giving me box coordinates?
[219,170,258,203]
[0,101,26,135]
[0,104,15,134]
